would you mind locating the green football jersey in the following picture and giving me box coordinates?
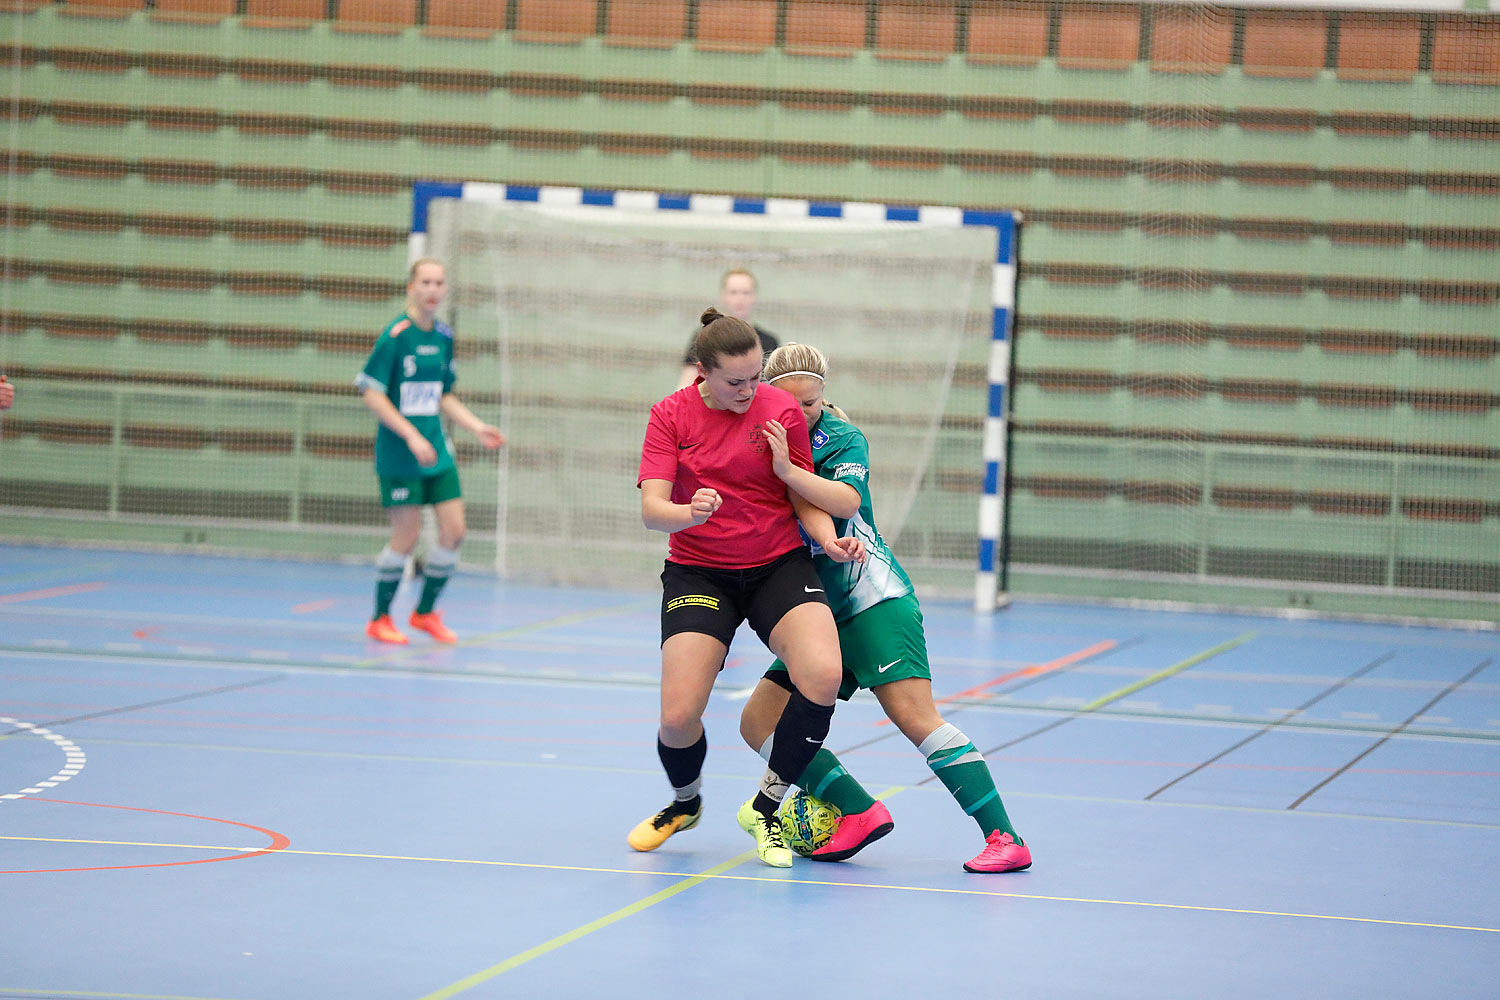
[805,410,914,622]
[356,314,458,479]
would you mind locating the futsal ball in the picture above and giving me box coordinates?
[777,790,842,857]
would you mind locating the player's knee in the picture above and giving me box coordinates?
[738,708,772,750]
[797,663,840,706]
[659,708,701,742]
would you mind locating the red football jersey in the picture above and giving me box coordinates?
[638,381,814,569]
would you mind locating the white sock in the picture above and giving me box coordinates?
[424,542,458,580]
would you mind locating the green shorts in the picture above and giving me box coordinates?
[378,467,462,508]
[767,592,931,701]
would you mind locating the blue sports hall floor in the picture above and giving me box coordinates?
[1,542,1497,999]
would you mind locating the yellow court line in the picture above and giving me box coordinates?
[8,821,1498,943]
[1080,631,1258,712]
[414,851,756,1000]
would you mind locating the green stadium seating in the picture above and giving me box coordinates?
[1,0,1495,611]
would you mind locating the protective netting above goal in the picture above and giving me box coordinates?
[427,196,995,590]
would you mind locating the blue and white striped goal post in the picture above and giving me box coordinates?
[409,181,1019,613]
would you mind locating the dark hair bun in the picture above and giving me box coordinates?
[699,306,723,327]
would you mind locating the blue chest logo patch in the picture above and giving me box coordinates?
[811,428,829,450]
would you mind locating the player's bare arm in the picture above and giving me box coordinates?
[788,493,865,564]
[641,479,722,533]
[764,419,860,519]
[440,394,505,449]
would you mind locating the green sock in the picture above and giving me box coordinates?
[373,546,404,618]
[919,723,1021,843]
[416,543,457,615]
[782,746,877,815]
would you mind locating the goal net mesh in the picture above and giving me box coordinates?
[427,196,994,591]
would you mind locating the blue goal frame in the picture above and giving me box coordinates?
[409,181,1019,612]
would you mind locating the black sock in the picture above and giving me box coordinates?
[658,732,708,804]
[760,690,834,815]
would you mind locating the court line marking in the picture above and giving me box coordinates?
[1,674,286,741]
[413,851,757,1000]
[0,645,670,691]
[0,598,655,641]
[958,631,1262,784]
[352,600,655,668]
[0,798,289,875]
[874,638,1119,727]
[1022,789,1500,831]
[0,989,247,1000]
[1289,657,1493,810]
[40,734,1500,831]
[3,834,1495,938]
[0,717,87,801]
[0,581,107,605]
[9,643,1495,745]
[1080,631,1258,712]
[1145,651,1396,801]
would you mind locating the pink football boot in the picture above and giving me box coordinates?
[963,830,1032,873]
[810,800,894,862]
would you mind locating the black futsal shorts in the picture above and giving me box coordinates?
[659,547,829,649]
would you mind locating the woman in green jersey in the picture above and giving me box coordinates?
[738,342,1032,873]
[355,257,505,645]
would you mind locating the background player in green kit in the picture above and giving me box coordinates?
[739,343,1032,873]
[355,257,505,645]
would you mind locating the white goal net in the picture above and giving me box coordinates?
[425,190,997,592]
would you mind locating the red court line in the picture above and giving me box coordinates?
[877,638,1118,727]
[0,581,107,605]
[292,598,336,614]
[1,797,290,875]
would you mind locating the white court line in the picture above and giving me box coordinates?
[0,716,87,802]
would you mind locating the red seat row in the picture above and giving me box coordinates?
[40,2,1499,85]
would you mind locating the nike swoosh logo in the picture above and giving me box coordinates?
[805,737,822,743]
[678,443,698,450]
[804,586,823,593]
[877,659,902,673]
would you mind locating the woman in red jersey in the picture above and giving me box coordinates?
[629,307,864,868]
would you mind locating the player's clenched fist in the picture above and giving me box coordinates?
[688,487,722,524]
